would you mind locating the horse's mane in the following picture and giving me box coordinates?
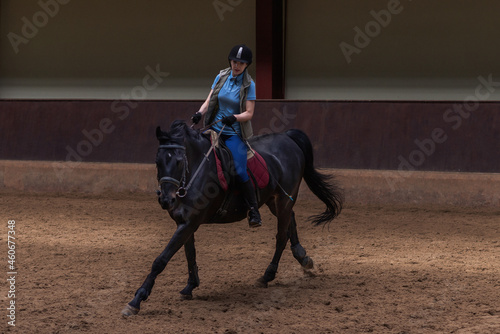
[158,120,201,145]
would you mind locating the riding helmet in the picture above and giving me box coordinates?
[228,44,252,65]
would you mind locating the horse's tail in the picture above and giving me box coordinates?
[286,129,344,226]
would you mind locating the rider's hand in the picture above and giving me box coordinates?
[191,112,202,124]
[221,115,237,126]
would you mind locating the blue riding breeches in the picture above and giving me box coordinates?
[221,134,249,182]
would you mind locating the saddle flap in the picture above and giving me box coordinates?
[247,151,269,189]
[206,130,269,190]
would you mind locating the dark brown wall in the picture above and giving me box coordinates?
[1,100,498,172]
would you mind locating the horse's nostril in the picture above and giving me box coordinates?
[156,190,161,196]
[157,193,176,210]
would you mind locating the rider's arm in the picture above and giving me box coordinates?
[198,89,213,115]
[234,100,255,122]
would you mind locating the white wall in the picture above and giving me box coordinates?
[0,0,256,99]
[286,0,500,100]
[3,0,500,100]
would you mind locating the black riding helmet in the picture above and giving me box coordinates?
[228,44,252,66]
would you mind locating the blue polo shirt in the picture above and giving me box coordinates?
[211,70,256,135]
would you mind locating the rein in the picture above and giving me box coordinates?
[198,119,223,132]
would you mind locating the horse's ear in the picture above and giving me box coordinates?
[156,126,162,139]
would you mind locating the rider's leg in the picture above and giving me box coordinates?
[224,134,262,227]
[239,178,262,227]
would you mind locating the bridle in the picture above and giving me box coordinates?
[157,124,225,199]
[157,144,189,197]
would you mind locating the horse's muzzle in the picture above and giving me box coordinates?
[157,190,176,211]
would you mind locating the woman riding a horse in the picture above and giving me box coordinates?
[121,45,343,317]
[191,44,261,228]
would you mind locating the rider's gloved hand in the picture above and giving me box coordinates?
[191,112,202,124]
[221,115,237,125]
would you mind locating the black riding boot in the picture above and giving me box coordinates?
[240,180,262,227]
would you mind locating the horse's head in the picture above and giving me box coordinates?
[155,121,190,211]
[155,120,209,211]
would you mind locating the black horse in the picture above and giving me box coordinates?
[122,120,343,316]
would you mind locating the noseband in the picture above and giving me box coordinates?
[157,144,189,197]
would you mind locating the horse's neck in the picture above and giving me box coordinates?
[184,136,211,167]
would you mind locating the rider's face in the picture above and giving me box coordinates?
[230,60,248,76]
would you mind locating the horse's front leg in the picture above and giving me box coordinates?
[179,233,200,299]
[121,222,198,316]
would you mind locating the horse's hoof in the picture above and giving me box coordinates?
[121,304,140,317]
[302,257,314,270]
[180,293,193,300]
[255,277,268,288]
[302,257,318,277]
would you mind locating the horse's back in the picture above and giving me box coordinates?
[250,131,306,189]
[251,130,303,158]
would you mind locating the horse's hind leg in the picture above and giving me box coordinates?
[257,201,292,288]
[289,211,314,270]
[179,234,200,299]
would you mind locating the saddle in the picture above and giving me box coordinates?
[205,130,269,192]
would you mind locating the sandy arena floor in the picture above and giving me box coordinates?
[1,191,499,333]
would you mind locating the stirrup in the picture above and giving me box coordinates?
[248,209,262,228]
[249,220,262,228]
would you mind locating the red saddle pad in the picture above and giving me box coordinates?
[212,145,269,191]
[247,151,269,189]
